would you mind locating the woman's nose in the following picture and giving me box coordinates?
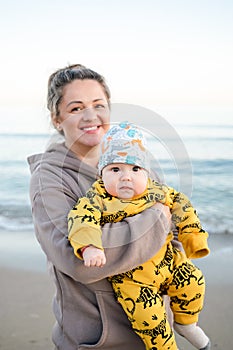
[82,107,98,121]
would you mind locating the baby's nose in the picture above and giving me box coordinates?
[120,170,131,180]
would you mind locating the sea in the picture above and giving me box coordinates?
[0,123,232,270]
[0,124,233,235]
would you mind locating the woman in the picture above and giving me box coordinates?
[28,64,171,350]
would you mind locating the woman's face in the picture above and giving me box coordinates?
[54,79,110,152]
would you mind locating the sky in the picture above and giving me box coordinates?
[0,0,232,133]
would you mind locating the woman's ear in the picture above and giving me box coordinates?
[51,113,62,131]
[51,113,57,127]
[56,123,63,131]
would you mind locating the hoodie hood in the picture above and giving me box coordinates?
[27,141,98,181]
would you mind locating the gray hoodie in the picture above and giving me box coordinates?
[28,141,170,350]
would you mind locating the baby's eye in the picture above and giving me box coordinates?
[132,166,141,172]
[111,167,120,172]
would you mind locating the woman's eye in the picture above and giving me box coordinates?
[94,104,106,110]
[111,167,119,172]
[72,106,82,112]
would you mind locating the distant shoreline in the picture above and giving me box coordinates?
[1,121,233,137]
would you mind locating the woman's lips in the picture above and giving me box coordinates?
[80,125,101,134]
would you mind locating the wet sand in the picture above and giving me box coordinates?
[0,234,232,349]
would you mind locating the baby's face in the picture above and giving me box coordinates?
[101,163,148,199]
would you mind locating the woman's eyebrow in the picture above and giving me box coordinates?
[67,100,82,107]
[67,98,105,107]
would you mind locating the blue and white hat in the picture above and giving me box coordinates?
[98,121,150,173]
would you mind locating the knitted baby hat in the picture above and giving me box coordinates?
[98,121,150,174]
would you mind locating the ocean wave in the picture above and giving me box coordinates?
[0,131,232,235]
[0,204,33,231]
[0,216,33,232]
[0,211,232,235]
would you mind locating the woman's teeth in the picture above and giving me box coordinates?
[83,126,98,131]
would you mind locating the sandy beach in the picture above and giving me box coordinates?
[0,233,233,350]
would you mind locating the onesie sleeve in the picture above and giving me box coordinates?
[164,185,210,259]
[68,195,104,259]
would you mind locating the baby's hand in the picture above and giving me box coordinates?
[82,246,106,267]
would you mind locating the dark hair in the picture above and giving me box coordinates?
[47,64,111,117]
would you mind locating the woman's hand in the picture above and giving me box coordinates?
[152,202,172,226]
[82,246,107,267]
